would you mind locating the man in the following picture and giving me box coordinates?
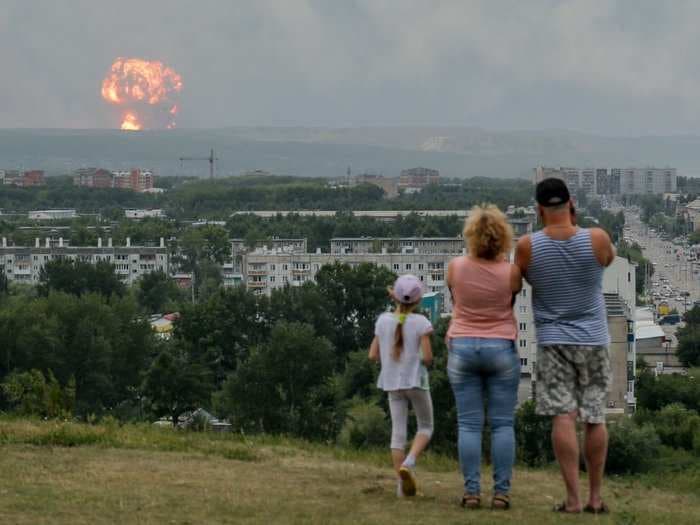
[515,178,615,514]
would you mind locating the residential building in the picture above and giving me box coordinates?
[330,237,464,255]
[534,166,676,196]
[1,169,45,187]
[580,168,596,197]
[28,209,78,220]
[0,237,168,286]
[73,168,155,192]
[398,167,440,192]
[125,209,166,219]
[73,168,114,188]
[112,169,154,192]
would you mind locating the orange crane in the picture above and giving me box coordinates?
[179,148,218,179]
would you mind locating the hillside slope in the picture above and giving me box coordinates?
[0,419,697,524]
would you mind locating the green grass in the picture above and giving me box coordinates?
[0,418,698,524]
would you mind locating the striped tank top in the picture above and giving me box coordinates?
[526,228,609,346]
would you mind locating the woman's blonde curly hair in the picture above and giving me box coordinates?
[463,204,513,260]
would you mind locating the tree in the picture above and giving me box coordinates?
[38,259,125,298]
[316,262,395,361]
[174,286,271,381]
[215,322,337,438]
[137,270,182,314]
[677,306,700,366]
[141,341,214,427]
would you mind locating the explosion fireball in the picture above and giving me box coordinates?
[101,57,182,131]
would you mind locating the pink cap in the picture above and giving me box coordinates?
[392,274,424,304]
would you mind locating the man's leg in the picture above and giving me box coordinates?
[551,411,581,512]
[580,345,611,510]
[584,422,608,509]
[536,345,580,511]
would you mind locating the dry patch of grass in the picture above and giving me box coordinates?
[0,419,698,524]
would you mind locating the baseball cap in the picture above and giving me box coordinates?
[391,274,424,304]
[536,178,571,207]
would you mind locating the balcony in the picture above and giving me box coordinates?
[247,270,268,276]
[291,267,310,274]
[248,281,267,288]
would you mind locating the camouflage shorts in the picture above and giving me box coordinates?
[535,345,611,424]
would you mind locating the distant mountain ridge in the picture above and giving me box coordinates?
[0,127,698,180]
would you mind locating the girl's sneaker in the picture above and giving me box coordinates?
[398,466,417,496]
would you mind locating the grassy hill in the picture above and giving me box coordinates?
[0,418,698,524]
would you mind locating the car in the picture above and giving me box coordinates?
[659,314,681,325]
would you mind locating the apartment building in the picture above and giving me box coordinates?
[398,167,440,192]
[330,237,465,255]
[0,237,168,286]
[534,166,676,196]
[73,168,154,192]
[1,169,45,187]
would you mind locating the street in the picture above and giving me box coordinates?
[621,209,698,346]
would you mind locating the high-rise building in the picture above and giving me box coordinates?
[535,166,675,196]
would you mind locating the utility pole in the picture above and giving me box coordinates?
[179,148,218,179]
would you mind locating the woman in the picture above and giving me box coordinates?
[446,204,522,510]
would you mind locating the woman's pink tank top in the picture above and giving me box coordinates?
[447,256,517,341]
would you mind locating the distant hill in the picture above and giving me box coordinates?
[1,127,700,180]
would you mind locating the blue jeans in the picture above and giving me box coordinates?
[447,337,520,495]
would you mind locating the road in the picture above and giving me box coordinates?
[623,211,698,313]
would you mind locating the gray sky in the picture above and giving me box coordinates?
[2,0,700,134]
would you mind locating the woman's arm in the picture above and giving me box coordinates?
[368,336,380,362]
[420,334,433,367]
[510,263,523,293]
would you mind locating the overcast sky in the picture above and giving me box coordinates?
[2,0,700,135]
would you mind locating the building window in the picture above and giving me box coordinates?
[519,322,527,331]
[405,263,412,270]
[519,339,527,348]
[283,264,288,271]
[519,305,527,313]
[520,358,528,366]
[521,288,527,297]
[418,263,424,270]
[271,264,276,271]
[270,276,275,282]
[393,264,400,271]
[628,272,631,283]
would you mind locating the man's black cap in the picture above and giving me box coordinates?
[536,178,571,207]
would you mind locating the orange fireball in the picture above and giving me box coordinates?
[121,112,142,131]
[101,57,182,130]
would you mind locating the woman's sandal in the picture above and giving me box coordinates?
[492,494,510,510]
[584,502,610,514]
[461,494,481,509]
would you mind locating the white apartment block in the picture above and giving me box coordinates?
[0,237,168,286]
[534,166,676,196]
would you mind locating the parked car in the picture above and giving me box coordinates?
[659,314,681,325]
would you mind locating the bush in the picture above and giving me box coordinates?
[338,402,390,449]
[514,400,554,466]
[606,418,661,474]
[654,403,700,451]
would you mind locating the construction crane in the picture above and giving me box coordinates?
[179,148,218,179]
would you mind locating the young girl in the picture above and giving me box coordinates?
[369,274,434,497]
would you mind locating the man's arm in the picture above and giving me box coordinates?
[514,235,532,283]
[590,228,616,267]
